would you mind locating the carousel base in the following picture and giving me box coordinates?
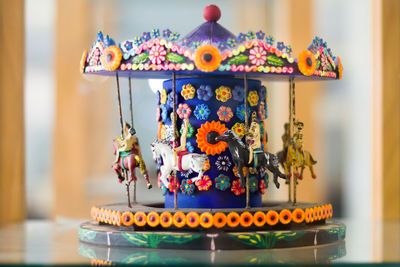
[79,202,345,250]
[79,239,346,265]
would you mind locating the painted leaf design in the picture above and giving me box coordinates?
[166,52,186,63]
[266,55,285,66]
[78,228,97,240]
[122,233,200,249]
[275,231,305,242]
[132,52,149,64]
[228,233,267,249]
[227,54,249,65]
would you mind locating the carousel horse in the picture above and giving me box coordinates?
[283,132,317,179]
[150,139,207,188]
[215,130,286,189]
[112,122,152,189]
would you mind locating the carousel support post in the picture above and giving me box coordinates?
[115,72,131,208]
[291,78,297,205]
[128,77,137,204]
[244,75,250,209]
[172,72,178,209]
[288,77,293,203]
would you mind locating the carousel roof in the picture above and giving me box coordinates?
[80,5,342,81]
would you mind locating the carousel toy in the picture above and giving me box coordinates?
[78,4,345,260]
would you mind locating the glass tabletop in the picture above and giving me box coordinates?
[0,219,398,265]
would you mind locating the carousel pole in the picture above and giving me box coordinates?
[128,77,137,204]
[288,77,293,203]
[172,72,178,210]
[244,75,250,209]
[291,78,297,205]
[115,72,131,208]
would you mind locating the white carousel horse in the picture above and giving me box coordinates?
[150,139,208,187]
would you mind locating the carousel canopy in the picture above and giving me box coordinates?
[80,5,342,81]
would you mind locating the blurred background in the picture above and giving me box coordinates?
[1,0,399,262]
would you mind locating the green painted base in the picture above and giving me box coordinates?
[79,220,345,250]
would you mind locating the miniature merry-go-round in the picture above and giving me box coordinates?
[78,4,345,253]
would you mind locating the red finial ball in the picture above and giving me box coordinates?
[203,5,221,22]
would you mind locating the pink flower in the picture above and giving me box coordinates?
[249,46,267,66]
[231,179,245,196]
[149,44,166,64]
[259,179,266,194]
[195,175,212,191]
[177,103,192,119]
[217,106,233,122]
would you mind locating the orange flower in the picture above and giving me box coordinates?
[279,209,292,224]
[135,211,147,227]
[227,212,240,227]
[292,208,305,223]
[101,45,122,71]
[196,121,228,155]
[173,212,186,228]
[240,212,253,227]
[147,212,160,227]
[194,45,222,72]
[203,158,210,172]
[253,211,266,227]
[121,211,134,226]
[213,212,227,228]
[200,212,213,228]
[305,208,313,223]
[80,50,87,73]
[298,50,316,76]
[337,56,343,80]
[266,210,279,226]
[186,212,200,228]
[160,212,173,228]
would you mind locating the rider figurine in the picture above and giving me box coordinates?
[246,111,262,166]
[293,121,304,151]
[173,117,189,166]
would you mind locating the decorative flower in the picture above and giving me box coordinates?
[191,41,200,50]
[161,106,168,122]
[298,50,316,76]
[177,103,192,119]
[194,45,222,72]
[231,179,245,196]
[160,89,167,104]
[236,104,247,121]
[256,30,265,40]
[133,36,143,46]
[170,32,180,41]
[181,38,191,47]
[181,84,196,100]
[215,155,232,172]
[217,41,227,50]
[167,92,177,109]
[215,86,232,102]
[168,176,180,192]
[215,174,231,191]
[232,123,245,138]
[232,86,245,102]
[237,33,247,43]
[149,44,166,64]
[259,179,266,194]
[217,106,233,122]
[101,46,122,71]
[162,29,172,38]
[142,32,151,42]
[195,175,212,191]
[156,107,161,122]
[249,47,267,66]
[258,101,266,120]
[123,41,133,51]
[196,121,228,155]
[259,85,266,101]
[247,30,256,40]
[203,159,210,172]
[249,176,259,192]
[160,183,168,196]
[266,35,275,45]
[248,91,259,106]
[186,141,194,153]
[277,41,285,51]
[180,179,195,195]
[194,104,211,120]
[180,122,195,138]
[197,85,213,101]
[233,166,247,177]
[80,50,87,73]
[285,45,293,55]
[151,28,160,38]
[226,38,237,48]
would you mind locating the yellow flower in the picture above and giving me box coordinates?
[247,91,259,106]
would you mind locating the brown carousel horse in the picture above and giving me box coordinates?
[112,122,152,189]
